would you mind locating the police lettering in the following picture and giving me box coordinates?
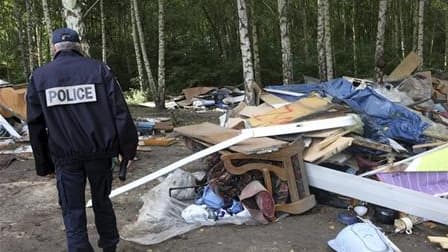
[46,84,97,107]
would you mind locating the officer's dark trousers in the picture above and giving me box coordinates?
[56,158,119,252]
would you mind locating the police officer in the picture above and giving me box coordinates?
[27,28,138,252]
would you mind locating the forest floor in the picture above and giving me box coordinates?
[1,106,447,252]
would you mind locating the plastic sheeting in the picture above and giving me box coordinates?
[265,78,429,143]
[121,169,253,245]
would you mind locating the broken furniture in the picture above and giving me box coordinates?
[221,141,316,215]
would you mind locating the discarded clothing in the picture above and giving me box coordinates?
[266,78,429,143]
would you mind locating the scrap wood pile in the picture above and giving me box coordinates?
[0,83,33,167]
[166,53,448,248]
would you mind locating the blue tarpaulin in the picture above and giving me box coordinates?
[265,78,429,143]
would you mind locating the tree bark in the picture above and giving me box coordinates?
[416,0,425,70]
[100,0,106,63]
[62,0,90,55]
[41,0,53,60]
[157,0,166,110]
[412,0,418,52]
[323,0,333,80]
[131,0,158,105]
[237,0,258,105]
[130,0,144,92]
[398,0,405,59]
[317,0,326,81]
[14,1,28,78]
[301,0,309,65]
[445,11,448,71]
[36,26,42,67]
[250,0,262,85]
[374,0,388,83]
[278,0,293,84]
[351,0,357,76]
[25,0,34,72]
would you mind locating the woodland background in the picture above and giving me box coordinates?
[0,0,447,105]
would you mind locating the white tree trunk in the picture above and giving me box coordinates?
[100,0,106,63]
[14,1,28,77]
[445,12,448,71]
[352,0,357,76]
[41,0,53,60]
[25,0,34,72]
[237,0,257,105]
[278,0,293,84]
[36,26,42,66]
[416,0,425,70]
[374,0,388,83]
[399,0,405,59]
[412,0,418,52]
[130,0,144,92]
[317,0,326,81]
[157,0,166,110]
[62,0,90,55]
[301,0,309,65]
[250,0,262,85]
[323,0,333,80]
[131,0,158,104]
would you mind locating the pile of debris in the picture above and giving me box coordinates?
[121,53,448,250]
[0,84,33,167]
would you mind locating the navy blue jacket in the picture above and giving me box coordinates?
[27,50,138,176]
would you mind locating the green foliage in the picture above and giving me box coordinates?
[124,88,148,104]
[1,0,447,91]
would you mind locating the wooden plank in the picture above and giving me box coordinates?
[175,122,287,154]
[304,137,353,162]
[142,137,176,146]
[303,128,344,138]
[249,96,331,127]
[260,93,290,108]
[387,52,421,81]
[351,135,392,153]
[305,162,448,225]
[428,236,448,243]
[239,103,273,118]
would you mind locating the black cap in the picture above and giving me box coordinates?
[52,28,80,44]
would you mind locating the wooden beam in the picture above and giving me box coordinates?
[305,163,448,225]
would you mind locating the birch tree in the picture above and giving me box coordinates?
[278,0,293,84]
[374,0,388,83]
[417,0,425,70]
[317,0,326,81]
[14,1,28,77]
[41,0,53,60]
[301,0,309,65]
[237,0,258,105]
[130,0,144,91]
[352,0,358,75]
[249,0,261,85]
[25,0,34,72]
[157,0,166,109]
[398,0,405,59]
[62,0,90,55]
[100,0,106,63]
[445,11,448,71]
[323,0,333,80]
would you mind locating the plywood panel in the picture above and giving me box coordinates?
[249,96,330,127]
[175,122,287,154]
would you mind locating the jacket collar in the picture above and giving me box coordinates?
[53,49,84,60]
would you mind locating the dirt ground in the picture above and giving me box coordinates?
[1,106,447,252]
